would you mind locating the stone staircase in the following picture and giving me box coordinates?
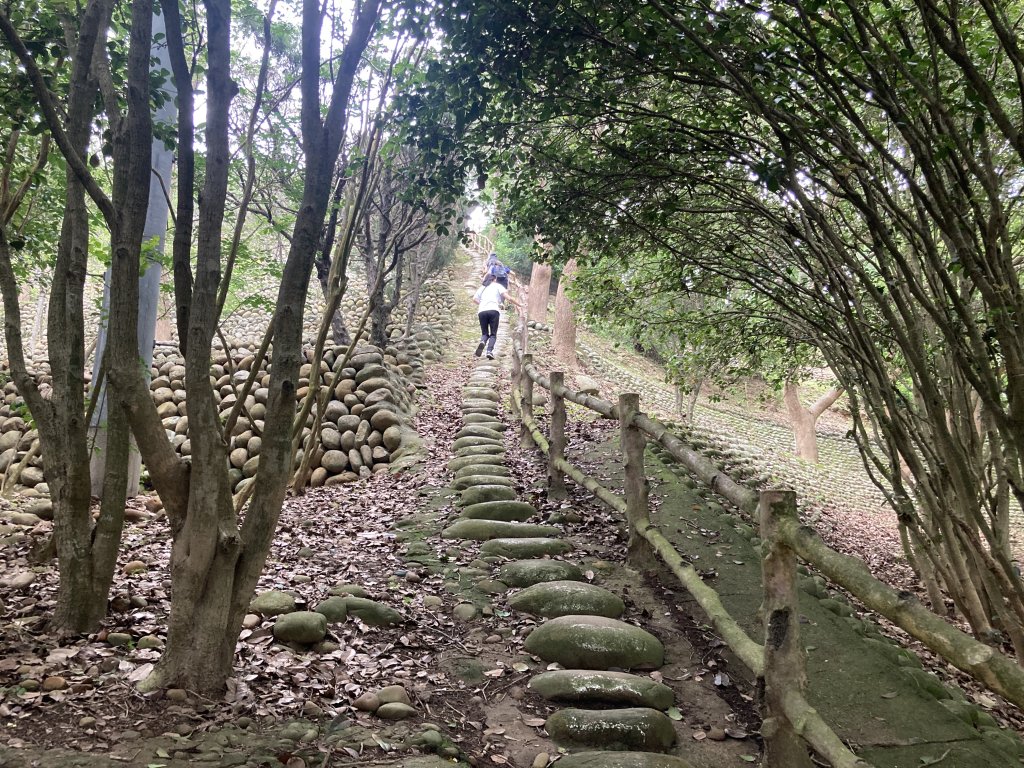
[439,313,694,767]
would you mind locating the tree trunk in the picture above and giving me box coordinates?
[369,278,389,348]
[316,258,350,345]
[133,0,383,697]
[28,279,45,358]
[552,258,578,366]
[687,379,703,421]
[404,274,422,338]
[782,381,843,464]
[527,262,551,322]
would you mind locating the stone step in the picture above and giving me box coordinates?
[529,670,674,709]
[462,388,500,401]
[448,455,506,473]
[459,500,537,522]
[524,615,664,670]
[461,406,500,418]
[480,537,573,558]
[397,757,473,768]
[496,558,583,587]
[459,486,519,506]
[462,398,500,409]
[454,444,505,457]
[455,425,505,441]
[335,597,404,626]
[452,475,515,491]
[552,753,694,768]
[545,707,677,752]
[454,464,511,480]
[508,580,624,619]
[452,436,504,452]
[441,519,560,541]
[462,414,507,429]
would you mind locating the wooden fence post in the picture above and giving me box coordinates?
[549,371,567,500]
[521,353,535,450]
[760,489,813,768]
[618,393,649,563]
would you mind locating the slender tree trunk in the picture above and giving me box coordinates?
[527,262,551,322]
[316,258,350,345]
[28,279,45,358]
[369,278,388,348]
[783,381,843,464]
[552,258,578,366]
[687,379,703,422]
[404,269,422,337]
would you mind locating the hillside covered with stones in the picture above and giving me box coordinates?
[0,273,455,503]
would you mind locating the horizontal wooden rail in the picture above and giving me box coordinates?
[517,345,755,509]
[632,413,758,513]
[522,360,615,418]
[777,517,1024,711]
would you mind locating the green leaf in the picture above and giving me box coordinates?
[666,706,683,721]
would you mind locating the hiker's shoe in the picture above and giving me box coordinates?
[486,352,495,359]
[475,342,485,357]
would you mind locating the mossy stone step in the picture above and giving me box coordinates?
[462,414,507,429]
[448,454,506,472]
[461,408,500,419]
[250,590,297,616]
[339,597,404,626]
[455,444,505,457]
[459,485,519,506]
[553,753,693,768]
[497,559,583,587]
[529,670,674,709]
[462,388,499,401]
[545,707,676,751]
[459,500,537,523]
[456,425,505,441]
[452,436,504,452]
[452,475,516,491]
[480,537,573,558]
[442,519,560,541]
[462,399,500,410]
[454,464,511,479]
[313,596,349,623]
[508,581,624,619]
[398,757,474,768]
[272,611,327,644]
[524,615,664,669]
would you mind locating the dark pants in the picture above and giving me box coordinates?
[478,310,500,352]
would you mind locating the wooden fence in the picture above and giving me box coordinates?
[509,321,1024,767]
[466,231,495,257]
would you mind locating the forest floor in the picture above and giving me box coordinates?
[0,254,1021,767]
